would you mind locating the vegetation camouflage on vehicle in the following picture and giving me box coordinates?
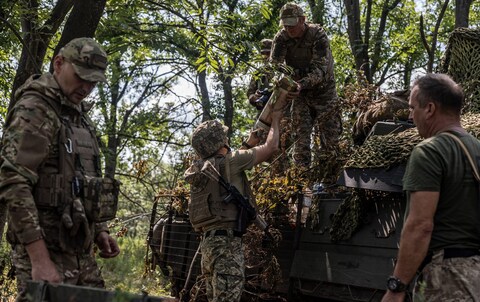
[441,27,480,113]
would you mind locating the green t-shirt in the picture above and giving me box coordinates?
[403,131,480,251]
[227,149,256,196]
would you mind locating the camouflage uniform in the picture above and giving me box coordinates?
[415,251,480,301]
[0,38,113,301]
[271,3,341,169]
[186,120,257,302]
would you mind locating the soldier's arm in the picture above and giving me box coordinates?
[269,32,288,65]
[298,27,332,90]
[26,239,62,283]
[252,109,281,165]
[0,99,57,245]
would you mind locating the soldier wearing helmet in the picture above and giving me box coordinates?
[185,106,284,301]
[271,2,342,179]
[247,39,274,111]
[0,37,120,301]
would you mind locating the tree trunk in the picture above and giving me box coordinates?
[370,0,401,81]
[222,75,234,139]
[198,70,211,122]
[50,0,108,71]
[343,0,370,82]
[10,0,74,109]
[455,0,473,28]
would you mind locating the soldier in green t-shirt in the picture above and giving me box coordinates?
[382,73,480,301]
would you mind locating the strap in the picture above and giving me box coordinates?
[224,153,232,183]
[442,132,480,182]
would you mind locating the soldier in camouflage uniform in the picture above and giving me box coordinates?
[184,106,283,301]
[270,2,341,172]
[382,74,480,301]
[247,39,274,111]
[0,38,120,301]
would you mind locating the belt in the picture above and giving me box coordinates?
[204,229,243,238]
[421,248,480,269]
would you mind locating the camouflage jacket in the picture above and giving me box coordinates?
[0,73,108,251]
[270,23,335,91]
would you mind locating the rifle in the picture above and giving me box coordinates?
[201,160,269,234]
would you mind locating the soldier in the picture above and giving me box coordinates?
[270,2,342,175]
[247,39,274,111]
[184,105,283,301]
[0,37,120,301]
[382,74,480,301]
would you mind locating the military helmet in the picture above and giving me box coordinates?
[191,120,229,159]
[279,3,304,26]
[59,37,108,83]
[260,39,273,54]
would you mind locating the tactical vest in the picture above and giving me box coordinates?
[7,91,119,223]
[188,155,250,232]
[284,24,326,76]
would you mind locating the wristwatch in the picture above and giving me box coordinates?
[387,276,407,292]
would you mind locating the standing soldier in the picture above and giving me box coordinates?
[247,39,274,111]
[270,2,341,177]
[382,74,480,301]
[184,104,283,301]
[0,37,120,301]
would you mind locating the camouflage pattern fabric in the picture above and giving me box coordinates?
[415,251,480,301]
[0,73,108,298]
[59,37,108,82]
[12,243,104,302]
[271,22,340,170]
[291,83,341,168]
[200,233,244,302]
[271,23,335,90]
[191,120,229,159]
[352,90,410,145]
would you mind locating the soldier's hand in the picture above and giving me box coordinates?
[285,82,301,101]
[32,258,62,284]
[26,239,62,284]
[96,231,120,258]
[246,129,262,147]
[254,90,264,98]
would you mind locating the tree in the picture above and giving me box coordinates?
[455,0,474,28]
[141,0,279,138]
[341,0,424,88]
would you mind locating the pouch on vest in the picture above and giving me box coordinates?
[188,192,222,232]
[83,177,120,222]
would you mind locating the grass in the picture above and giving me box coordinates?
[0,233,174,301]
[98,235,173,298]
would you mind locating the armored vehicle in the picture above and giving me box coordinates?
[147,120,416,302]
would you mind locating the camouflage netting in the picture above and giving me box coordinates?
[352,90,410,145]
[344,113,480,169]
[329,114,480,241]
[345,128,422,169]
[440,27,480,113]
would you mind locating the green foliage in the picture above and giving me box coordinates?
[0,234,16,302]
[97,235,172,298]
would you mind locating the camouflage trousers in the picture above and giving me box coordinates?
[414,250,480,301]
[11,243,104,302]
[291,86,342,169]
[200,230,244,302]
